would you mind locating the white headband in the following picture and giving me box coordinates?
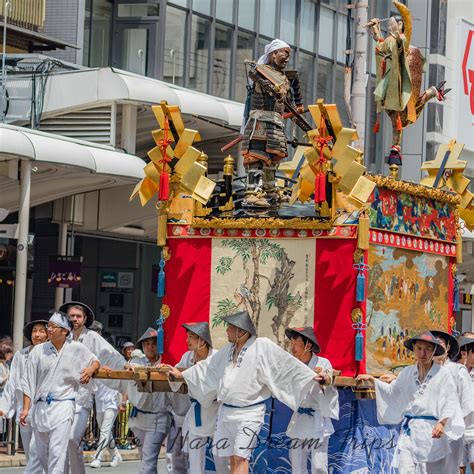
[49,312,71,332]
[257,38,291,65]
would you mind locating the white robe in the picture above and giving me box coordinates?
[22,339,98,432]
[463,367,474,442]
[74,328,126,409]
[0,347,30,420]
[126,356,171,434]
[375,363,465,465]
[182,336,317,425]
[177,349,219,438]
[286,354,339,440]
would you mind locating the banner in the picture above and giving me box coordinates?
[162,237,361,375]
[47,256,81,288]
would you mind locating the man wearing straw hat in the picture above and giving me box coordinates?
[179,311,318,474]
[126,327,172,474]
[167,322,230,473]
[0,319,48,471]
[59,301,126,474]
[20,311,99,474]
[357,331,465,473]
[284,327,339,474]
[431,330,472,473]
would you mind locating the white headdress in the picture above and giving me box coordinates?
[257,38,291,65]
[49,311,72,332]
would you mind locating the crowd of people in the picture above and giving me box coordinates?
[0,302,473,474]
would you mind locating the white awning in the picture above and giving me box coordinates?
[41,68,244,126]
[0,124,144,211]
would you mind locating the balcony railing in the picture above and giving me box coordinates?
[0,0,46,31]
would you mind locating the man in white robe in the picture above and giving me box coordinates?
[20,312,100,474]
[284,327,339,474]
[357,331,465,474]
[431,330,473,473]
[0,319,48,472]
[59,301,126,474]
[458,336,474,474]
[125,327,172,474]
[180,311,318,474]
[167,322,230,473]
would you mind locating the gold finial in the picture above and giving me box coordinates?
[223,155,235,176]
[389,164,399,179]
[197,151,208,166]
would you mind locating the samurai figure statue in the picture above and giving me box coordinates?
[368,1,450,166]
[241,39,303,208]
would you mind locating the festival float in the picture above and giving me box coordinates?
[96,3,473,472]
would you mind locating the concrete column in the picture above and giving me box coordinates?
[121,104,138,154]
[12,159,31,352]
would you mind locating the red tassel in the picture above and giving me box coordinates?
[314,172,326,203]
[373,120,380,134]
[396,113,403,131]
[158,172,170,201]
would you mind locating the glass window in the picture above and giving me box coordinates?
[118,3,159,17]
[83,0,91,66]
[213,24,232,99]
[164,6,186,86]
[216,0,233,23]
[235,31,255,103]
[189,15,210,93]
[299,0,315,51]
[89,0,112,67]
[297,52,314,106]
[335,67,350,126]
[318,7,334,59]
[193,0,210,15]
[280,0,296,45]
[120,28,149,75]
[258,37,268,59]
[317,60,332,102]
[259,0,276,37]
[238,0,255,30]
[169,0,187,7]
[337,14,348,63]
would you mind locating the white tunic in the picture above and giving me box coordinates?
[126,356,171,433]
[74,328,126,409]
[464,367,474,442]
[95,381,120,413]
[23,339,98,432]
[177,349,219,437]
[182,336,316,425]
[286,354,339,440]
[443,360,472,418]
[375,363,465,464]
[0,347,30,420]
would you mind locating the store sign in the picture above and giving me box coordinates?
[47,256,82,288]
[101,272,118,289]
[458,19,474,149]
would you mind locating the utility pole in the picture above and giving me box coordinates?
[350,1,369,156]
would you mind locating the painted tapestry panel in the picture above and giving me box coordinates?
[366,245,450,373]
[368,187,456,242]
[209,239,315,349]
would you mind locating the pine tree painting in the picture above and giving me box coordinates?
[212,239,306,346]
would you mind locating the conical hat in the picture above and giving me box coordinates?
[23,319,48,343]
[404,331,445,356]
[182,322,213,347]
[59,301,95,328]
[285,326,321,353]
[221,311,256,336]
[136,327,157,347]
[430,330,460,359]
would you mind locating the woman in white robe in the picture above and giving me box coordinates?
[0,320,48,472]
[357,331,465,474]
[177,311,318,474]
[284,327,339,474]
